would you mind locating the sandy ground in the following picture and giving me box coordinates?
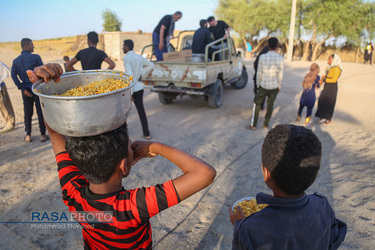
[0,47,374,249]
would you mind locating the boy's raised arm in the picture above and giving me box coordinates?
[132,141,216,201]
[45,122,67,155]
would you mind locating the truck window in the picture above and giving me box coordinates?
[185,38,193,48]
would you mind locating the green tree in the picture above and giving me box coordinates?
[102,9,122,32]
[216,0,293,55]
[357,1,375,44]
[215,0,257,55]
[301,0,371,61]
[269,0,295,55]
[215,0,374,60]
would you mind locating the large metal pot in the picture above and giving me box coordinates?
[32,70,134,137]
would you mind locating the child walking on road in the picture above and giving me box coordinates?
[296,63,320,126]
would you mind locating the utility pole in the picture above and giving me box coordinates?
[287,0,297,62]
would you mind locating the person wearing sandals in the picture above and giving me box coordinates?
[11,38,48,142]
[296,63,320,127]
[315,54,343,125]
[247,37,284,130]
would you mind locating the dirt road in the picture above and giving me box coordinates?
[0,46,374,249]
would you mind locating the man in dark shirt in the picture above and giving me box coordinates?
[152,11,182,61]
[207,16,230,41]
[11,38,47,142]
[66,31,115,71]
[192,19,217,61]
[207,16,230,60]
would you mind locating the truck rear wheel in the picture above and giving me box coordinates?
[231,67,248,89]
[158,93,174,104]
[208,79,223,108]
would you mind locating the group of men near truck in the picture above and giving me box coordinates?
[3,11,283,140]
[152,11,230,61]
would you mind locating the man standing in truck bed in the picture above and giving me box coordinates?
[207,16,230,60]
[153,11,182,61]
[192,19,217,61]
[207,16,230,41]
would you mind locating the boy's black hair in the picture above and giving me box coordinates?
[87,31,99,44]
[65,123,129,184]
[63,55,69,61]
[262,124,322,195]
[123,39,134,50]
[268,37,279,50]
[21,38,32,49]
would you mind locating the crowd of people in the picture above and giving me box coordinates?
[246,37,344,130]
[151,11,344,130]
[0,12,350,249]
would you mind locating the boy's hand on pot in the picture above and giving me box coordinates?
[27,63,63,83]
[229,206,245,225]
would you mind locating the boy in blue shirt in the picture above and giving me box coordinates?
[229,124,347,249]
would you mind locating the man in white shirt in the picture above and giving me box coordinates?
[0,61,15,133]
[123,39,155,139]
[247,37,284,130]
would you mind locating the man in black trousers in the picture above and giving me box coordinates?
[11,38,48,142]
[123,39,154,140]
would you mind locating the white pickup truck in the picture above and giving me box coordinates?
[141,31,248,108]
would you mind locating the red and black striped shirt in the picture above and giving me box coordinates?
[56,152,180,249]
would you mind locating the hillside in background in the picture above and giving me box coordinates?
[0,34,368,63]
[0,36,93,58]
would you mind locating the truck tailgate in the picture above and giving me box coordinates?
[143,62,207,87]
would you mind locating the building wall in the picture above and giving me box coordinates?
[104,32,153,61]
[103,30,194,61]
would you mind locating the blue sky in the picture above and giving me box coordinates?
[0,0,218,42]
